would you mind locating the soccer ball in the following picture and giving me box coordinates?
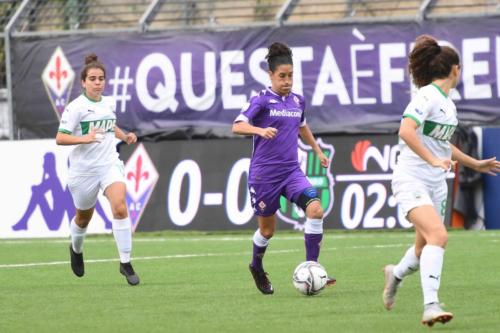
[292,261,328,296]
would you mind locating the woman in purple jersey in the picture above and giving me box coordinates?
[232,42,334,295]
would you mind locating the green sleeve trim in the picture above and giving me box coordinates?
[402,114,421,126]
[58,129,72,134]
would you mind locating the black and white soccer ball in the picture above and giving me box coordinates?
[292,261,328,296]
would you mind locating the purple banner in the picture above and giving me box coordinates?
[12,18,500,138]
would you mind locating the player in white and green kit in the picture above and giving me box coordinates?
[56,54,140,285]
[382,35,500,326]
[392,81,458,221]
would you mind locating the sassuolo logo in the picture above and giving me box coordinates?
[277,138,335,230]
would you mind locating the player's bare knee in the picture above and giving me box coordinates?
[260,229,274,239]
[112,202,128,219]
[436,233,448,248]
[75,208,93,227]
[113,211,128,219]
[428,231,447,248]
[75,218,91,228]
[306,204,323,219]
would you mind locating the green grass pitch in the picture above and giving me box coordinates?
[1,230,499,332]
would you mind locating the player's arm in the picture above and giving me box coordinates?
[232,96,277,139]
[399,117,454,171]
[56,130,100,145]
[450,144,500,176]
[56,105,101,145]
[299,125,328,168]
[115,126,137,145]
[232,121,277,139]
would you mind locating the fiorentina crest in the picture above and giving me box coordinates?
[41,46,75,119]
[124,144,159,231]
[277,138,335,230]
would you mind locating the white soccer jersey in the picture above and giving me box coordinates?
[394,83,458,183]
[58,94,119,175]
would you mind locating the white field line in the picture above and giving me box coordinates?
[0,235,403,245]
[2,231,499,245]
[0,243,409,269]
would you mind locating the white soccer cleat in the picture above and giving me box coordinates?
[382,264,400,310]
[421,303,453,327]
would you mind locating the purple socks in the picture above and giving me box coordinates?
[305,233,323,262]
[251,243,268,271]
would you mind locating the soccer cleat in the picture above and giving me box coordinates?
[249,264,274,295]
[326,276,337,286]
[69,244,84,277]
[383,264,400,310]
[120,262,140,286]
[421,303,453,327]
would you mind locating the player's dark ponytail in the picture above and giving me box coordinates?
[409,35,460,88]
[266,42,293,72]
[80,53,106,81]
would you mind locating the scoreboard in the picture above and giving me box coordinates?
[120,134,453,232]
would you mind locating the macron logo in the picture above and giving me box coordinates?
[269,109,301,118]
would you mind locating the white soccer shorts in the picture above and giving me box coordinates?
[392,179,447,221]
[67,160,125,210]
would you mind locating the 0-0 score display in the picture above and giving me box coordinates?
[166,158,414,229]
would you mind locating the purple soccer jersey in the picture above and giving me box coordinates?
[234,88,306,184]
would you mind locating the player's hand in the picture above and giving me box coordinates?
[318,151,329,168]
[84,129,104,144]
[431,158,456,171]
[474,157,500,176]
[259,127,278,139]
[124,132,137,145]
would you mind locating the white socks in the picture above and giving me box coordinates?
[393,245,420,280]
[253,229,269,247]
[420,245,445,305]
[70,219,87,254]
[112,217,132,263]
[304,218,323,234]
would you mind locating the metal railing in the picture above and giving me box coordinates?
[3,0,499,35]
[147,0,285,29]
[11,0,150,32]
[284,0,422,23]
[1,1,496,37]
[427,0,499,18]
